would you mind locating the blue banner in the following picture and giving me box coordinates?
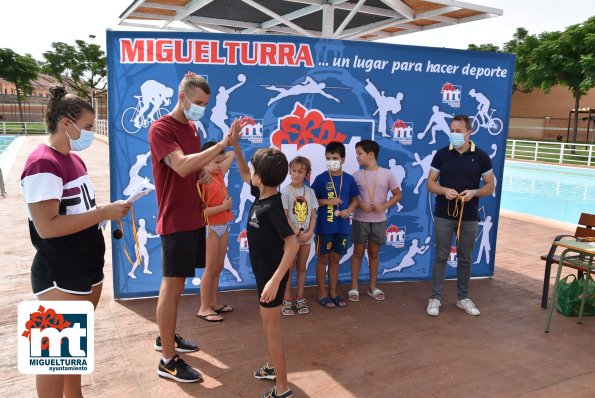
[107,31,514,299]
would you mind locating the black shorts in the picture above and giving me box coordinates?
[256,270,290,308]
[31,252,104,295]
[161,227,206,277]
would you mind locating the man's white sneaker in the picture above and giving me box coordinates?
[456,298,480,316]
[426,299,441,316]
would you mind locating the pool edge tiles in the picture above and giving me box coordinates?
[0,136,26,179]
[500,209,575,231]
[505,159,595,177]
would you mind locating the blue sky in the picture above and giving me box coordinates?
[0,0,592,60]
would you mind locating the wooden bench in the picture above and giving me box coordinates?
[540,212,595,308]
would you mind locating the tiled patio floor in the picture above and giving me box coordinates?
[1,136,593,397]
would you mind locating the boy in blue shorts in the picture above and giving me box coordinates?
[232,136,299,398]
[312,141,359,308]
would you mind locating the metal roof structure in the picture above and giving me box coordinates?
[118,0,503,41]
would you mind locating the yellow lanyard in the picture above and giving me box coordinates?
[447,196,465,245]
[117,206,142,266]
[363,167,378,204]
[327,170,343,211]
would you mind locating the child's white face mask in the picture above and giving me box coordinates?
[326,160,341,172]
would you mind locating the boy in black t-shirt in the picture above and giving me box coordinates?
[232,136,299,398]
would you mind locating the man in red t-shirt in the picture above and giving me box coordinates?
[149,72,242,383]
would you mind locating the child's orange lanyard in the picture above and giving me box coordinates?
[118,206,141,265]
[197,183,209,226]
[447,196,465,245]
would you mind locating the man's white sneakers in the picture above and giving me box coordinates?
[426,298,480,316]
[426,299,441,316]
[456,298,480,316]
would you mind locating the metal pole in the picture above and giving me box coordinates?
[0,168,6,196]
[511,140,516,160]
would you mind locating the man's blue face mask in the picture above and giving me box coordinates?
[449,132,466,149]
[183,93,206,121]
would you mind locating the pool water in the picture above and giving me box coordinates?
[0,136,16,154]
[501,160,595,224]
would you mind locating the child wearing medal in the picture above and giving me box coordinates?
[280,156,319,316]
[195,141,235,322]
[350,140,402,302]
[312,141,359,308]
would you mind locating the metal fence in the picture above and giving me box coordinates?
[1,122,46,135]
[506,139,594,167]
[95,119,108,137]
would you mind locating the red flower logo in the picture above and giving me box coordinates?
[22,305,72,350]
[271,102,346,149]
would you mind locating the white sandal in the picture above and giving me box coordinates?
[348,289,360,302]
[367,288,385,301]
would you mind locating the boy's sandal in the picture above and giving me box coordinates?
[214,304,233,313]
[281,300,294,316]
[318,296,336,308]
[196,313,223,322]
[348,289,360,302]
[295,297,309,314]
[332,295,347,307]
[367,288,386,301]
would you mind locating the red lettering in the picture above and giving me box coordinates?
[210,41,225,64]
[174,39,192,63]
[278,43,295,66]
[120,39,145,63]
[260,43,277,65]
[145,39,154,63]
[295,44,314,67]
[193,41,210,63]
[240,42,257,65]
[156,39,173,62]
[223,41,241,65]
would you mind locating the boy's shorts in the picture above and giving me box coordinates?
[316,233,350,255]
[352,220,387,245]
[161,227,206,277]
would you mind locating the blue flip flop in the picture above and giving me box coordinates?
[332,295,347,307]
[318,296,336,308]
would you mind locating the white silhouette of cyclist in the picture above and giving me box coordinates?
[123,151,154,196]
[469,89,490,126]
[211,74,247,134]
[128,218,160,279]
[133,80,174,128]
[417,106,453,144]
[382,237,431,274]
[265,76,339,106]
[412,150,437,194]
[365,78,404,138]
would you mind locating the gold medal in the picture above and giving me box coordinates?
[334,209,340,216]
[327,170,343,217]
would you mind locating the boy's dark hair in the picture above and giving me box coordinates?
[355,139,379,159]
[289,156,312,176]
[251,148,289,187]
[46,85,94,133]
[201,140,224,154]
[325,141,345,158]
[453,114,472,131]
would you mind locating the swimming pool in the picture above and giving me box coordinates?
[501,160,595,224]
[0,136,16,154]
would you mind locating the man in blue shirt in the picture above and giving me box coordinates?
[426,115,495,317]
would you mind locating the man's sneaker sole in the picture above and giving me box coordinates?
[157,368,202,383]
[154,343,198,353]
[254,373,276,381]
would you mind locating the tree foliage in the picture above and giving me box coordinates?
[0,48,40,122]
[467,43,500,52]
[506,17,595,142]
[41,40,107,100]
